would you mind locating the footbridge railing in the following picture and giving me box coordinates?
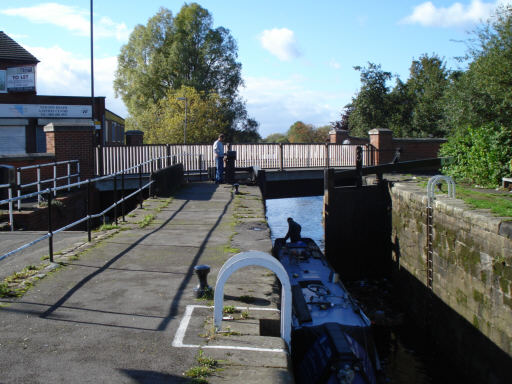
[95,143,376,176]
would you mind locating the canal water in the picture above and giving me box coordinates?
[265,196,464,384]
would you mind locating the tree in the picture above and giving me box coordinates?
[233,118,261,143]
[312,125,331,142]
[387,78,414,137]
[348,63,392,136]
[287,121,317,143]
[264,133,289,143]
[441,6,512,185]
[140,86,231,144]
[331,105,352,131]
[406,54,450,137]
[114,4,257,141]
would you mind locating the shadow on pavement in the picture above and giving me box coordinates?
[39,199,190,320]
[119,369,189,384]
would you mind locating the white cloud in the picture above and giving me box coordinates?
[27,45,127,117]
[240,76,350,137]
[259,28,301,61]
[1,3,129,41]
[329,60,341,70]
[401,0,500,27]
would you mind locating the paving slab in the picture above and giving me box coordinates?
[0,182,293,383]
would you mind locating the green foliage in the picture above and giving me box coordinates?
[115,3,258,143]
[223,305,236,314]
[287,121,316,143]
[456,186,512,217]
[440,6,512,185]
[440,123,512,186]
[264,133,289,143]
[286,121,331,143]
[138,214,155,228]
[142,86,231,144]
[348,63,392,137]
[347,56,450,138]
[406,54,450,137]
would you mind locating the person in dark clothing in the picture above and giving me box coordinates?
[284,217,301,243]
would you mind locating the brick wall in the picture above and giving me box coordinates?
[393,138,446,161]
[330,128,447,164]
[45,121,95,179]
[391,182,512,383]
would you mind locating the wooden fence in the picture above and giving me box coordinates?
[95,143,376,175]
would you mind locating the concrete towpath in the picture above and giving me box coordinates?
[0,182,293,383]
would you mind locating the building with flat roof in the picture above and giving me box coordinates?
[0,31,124,156]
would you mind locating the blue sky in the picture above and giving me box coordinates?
[1,0,509,137]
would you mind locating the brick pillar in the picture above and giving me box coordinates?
[329,129,350,144]
[369,128,393,165]
[44,120,95,179]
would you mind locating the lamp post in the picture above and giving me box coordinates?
[177,97,188,144]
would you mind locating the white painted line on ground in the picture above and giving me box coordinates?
[172,304,286,353]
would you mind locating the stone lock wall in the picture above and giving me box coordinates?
[390,182,512,383]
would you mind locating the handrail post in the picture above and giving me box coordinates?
[37,165,42,206]
[279,143,284,171]
[138,164,143,209]
[77,161,81,187]
[356,146,363,187]
[199,154,203,181]
[113,173,118,225]
[121,170,126,222]
[53,162,57,197]
[325,142,330,169]
[48,189,54,263]
[16,168,21,211]
[67,162,71,191]
[8,187,13,232]
[87,179,92,242]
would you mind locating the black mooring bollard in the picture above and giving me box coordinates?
[194,264,212,298]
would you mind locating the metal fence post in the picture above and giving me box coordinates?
[279,143,284,171]
[113,173,118,225]
[67,162,71,192]
[16,168,21,211]
[199,154,203,181]
[138,164,143,209]
[8,187,13,232]
[53,162,57,197]
[87,179,92,242]
[77,162,81,187]
[121,171,126,222]
[356,146,363,187]
[37,165,42,205]
[48,189,54,263]
[325,143,330,169]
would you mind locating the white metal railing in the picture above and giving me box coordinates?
[0,155,177,262]
[0,155,172,233]
[96,143,376,175]
[0,160,80,210]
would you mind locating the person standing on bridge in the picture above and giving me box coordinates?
[284,217,302,243]
[213,134,225,184]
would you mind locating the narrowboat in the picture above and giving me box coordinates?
[272,237,382,384]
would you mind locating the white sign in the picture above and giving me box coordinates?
[0,104,92,118]
[7,66,36,92]
[0,71,6,93]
